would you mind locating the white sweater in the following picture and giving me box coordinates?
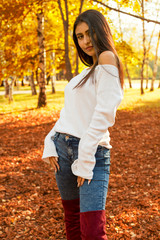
[42,64,123,179]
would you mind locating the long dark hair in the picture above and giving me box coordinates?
[73,9,124,88]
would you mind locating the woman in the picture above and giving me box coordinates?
[42,9,123,240]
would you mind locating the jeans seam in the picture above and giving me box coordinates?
[102,165,105,209]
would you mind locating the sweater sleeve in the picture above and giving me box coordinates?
[42,125,59,164]
[71,65,123,179]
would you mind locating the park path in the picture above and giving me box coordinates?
[0,108,159,239]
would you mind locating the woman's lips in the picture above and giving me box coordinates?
[86,46,93,51]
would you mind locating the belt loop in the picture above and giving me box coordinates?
[53,132,60,141]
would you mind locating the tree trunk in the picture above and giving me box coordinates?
[140,0,146,95]
[51,75,56,94]
[21,78,24,86]
[37,10,46,107]
[150,31,160,91]
[75,52,79,76]
[64,22,73,81]
[4,79,9,98]
[58,0,73,81]
[75,0,84,76]
[1,80,4,87]
[125,61,132,88]
[145,21,156,89]
[29,72,37,95]
[16,78,20,90]
[36,69,38,85]
[8,77,15,103]
[46,74,50,85]
[50,52,56,94]
[141,60,145,95]
[117,3,132,88]
[145,27,156,89]
[145,56,149,89]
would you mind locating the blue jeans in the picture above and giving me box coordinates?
[52,132,110,213]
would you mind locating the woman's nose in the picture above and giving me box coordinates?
[84,35,90,44]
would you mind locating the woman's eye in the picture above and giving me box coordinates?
[78,35,83,40]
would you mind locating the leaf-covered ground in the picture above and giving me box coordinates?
[0,108,159,239]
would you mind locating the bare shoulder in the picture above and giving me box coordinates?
[98,51,117,67]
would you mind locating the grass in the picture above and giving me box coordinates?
[0,81,67,114]
[0,81,67,92]
[0,80,160,114]
[120,88,160,111]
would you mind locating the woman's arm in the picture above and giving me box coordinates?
[42,126,59,164]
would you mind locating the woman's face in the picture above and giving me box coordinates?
[75,22,97,63]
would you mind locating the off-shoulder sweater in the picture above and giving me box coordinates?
[42,64,123,180]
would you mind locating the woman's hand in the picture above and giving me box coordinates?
[77,176,91,187]
[49,156,60,173]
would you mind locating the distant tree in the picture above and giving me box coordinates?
[139,0,146,95]
[150,31,160,91]
[75,0,84,75]
[58,0,73,81]
[37,8,46,107]
[117,2,132,88]
[29,72,37,96]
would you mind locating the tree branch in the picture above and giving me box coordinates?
[65,0,68,25]
[58,0,66,24]
[79,0,84,13]
[93,0,160,25]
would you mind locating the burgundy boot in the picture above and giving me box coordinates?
[62,198,81,240]
[80,210,108,240]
